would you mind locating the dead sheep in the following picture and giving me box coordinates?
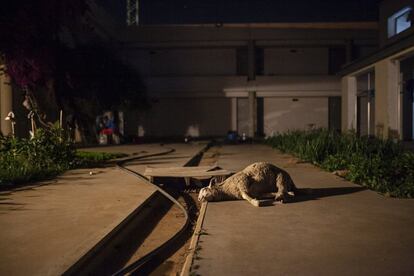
[198,162,298,207]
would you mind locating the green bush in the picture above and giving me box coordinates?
[266,129,414,198]
[0,125,127,186]
[74,151,127,167]
[0,125,75,185]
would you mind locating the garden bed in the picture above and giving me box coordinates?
[266,129,414,198]
[0,127,126,186]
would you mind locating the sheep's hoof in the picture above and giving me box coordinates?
[275,199,284,204]
[251,199,260,207]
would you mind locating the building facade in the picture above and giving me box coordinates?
[117,22,377,139]
[0,3,380,140]
[341,0,414,141]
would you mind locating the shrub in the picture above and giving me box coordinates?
[0,126,127,186]
[266,129,414,198]
[0,124,75,185]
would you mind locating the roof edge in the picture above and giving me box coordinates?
[133,21,378,30]
[339,33,414,76]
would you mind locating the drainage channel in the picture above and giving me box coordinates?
[64,143,212,276]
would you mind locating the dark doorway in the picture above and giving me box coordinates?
[356,72,375,137]
[401,56,414,141]
[357,90,375,136]
[256,97,264,137]
[328,97,341,132]
[402,79,414,141]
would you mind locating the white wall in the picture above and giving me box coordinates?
[264,47,329,75]
[237,98,249,135]
[149,49,237,76]
[116,27,370,138]
[136,75,339,137]
[263,97,329,135]
[127,97,231,137]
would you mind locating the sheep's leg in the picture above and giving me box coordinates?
[240,191,260,207]
[275,173,288,203]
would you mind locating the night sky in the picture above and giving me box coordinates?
[102,0,381,25]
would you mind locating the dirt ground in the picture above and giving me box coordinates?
[144,147,221,275]
[149,192,200,276]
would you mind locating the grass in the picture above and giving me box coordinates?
[0,126,128,186]
[74,151,127,167]
[266,129,414,198]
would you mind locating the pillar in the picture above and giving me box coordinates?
[248,91,256,137]
[0,68,13,136]
[248,40,256,81]
[341,75,357,132]
[231,98,237,132]
[374,59,400,139]
[247,40,257,138]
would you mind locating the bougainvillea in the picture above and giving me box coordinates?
[0,0,88,89]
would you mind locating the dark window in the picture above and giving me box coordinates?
[236,47,264,76]
[255,48,264,76]
[237,47,248,75]
[328,97,341,132]
[328,47,346,75]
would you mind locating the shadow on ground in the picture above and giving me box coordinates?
[291,186,367,203]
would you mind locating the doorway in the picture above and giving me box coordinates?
[328,97,341,132]
[401,56,414,141]
[356,72,375,136]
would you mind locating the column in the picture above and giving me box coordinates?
[248,91,256,137]
[231,98,237,132]
[0,68,13,136]
[248,40,256,81]
[247,40,257,138]
[375,59,400,139]
[341,75,357,132]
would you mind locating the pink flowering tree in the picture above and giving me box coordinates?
[0,0,89,126]
[1,1,147,141]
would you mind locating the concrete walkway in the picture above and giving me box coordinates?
[0,143,203,276]
[192,144,414,276]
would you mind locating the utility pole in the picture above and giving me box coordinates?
[126,0,139,26]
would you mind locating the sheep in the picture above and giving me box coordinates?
[198,162,298,207]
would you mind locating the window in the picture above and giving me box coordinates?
[388,7,412,38]
[328,47,346,75]
[236,48,248,75]
[236,47,264,76]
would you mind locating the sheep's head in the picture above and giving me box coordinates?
[198,187,215,202]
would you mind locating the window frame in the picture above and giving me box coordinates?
[388,6,413,38]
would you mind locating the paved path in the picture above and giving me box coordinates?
[0,143,203,276]
[192,144,414,276]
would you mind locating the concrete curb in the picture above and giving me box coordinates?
[65,142,213,275]
[63,192,166,275]
[180,201,208,276]
[63,148,176,275]
[112,141,214,275]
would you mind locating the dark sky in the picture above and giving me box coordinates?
[102,0,381,25]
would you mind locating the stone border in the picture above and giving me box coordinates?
[180,201,208,276]
[65,142,213,275]
[64,148,175,275]
[63,192,165,275]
